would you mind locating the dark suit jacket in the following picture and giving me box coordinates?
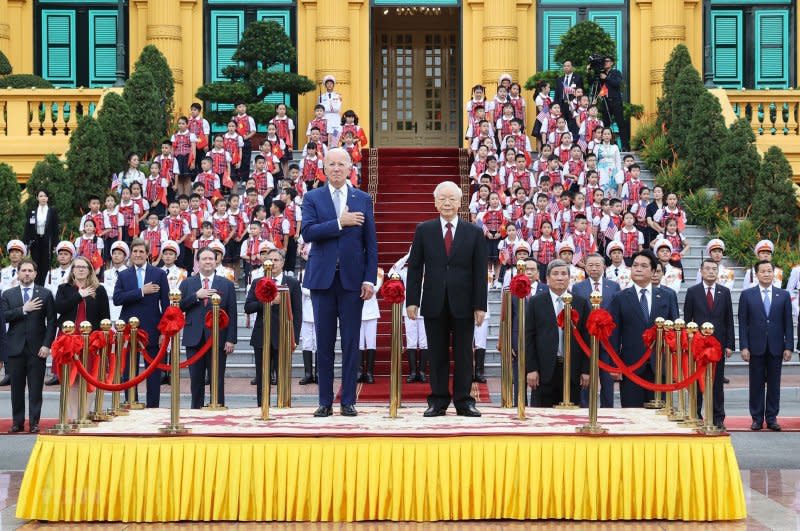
[0,303,6,360]
[23,206,59,248]
[406,219,488,319]
[113,265,170,338]
[300,185,378,291]
[525,290,590,385]
[554,73,583,108]
[510,282,549,351]
[54,283,111,330]
[244,274,302,349]
[609,285,678,371]
[684,283,735,351]
[179,274,238,348]
[660,284,680,317]
[738,285,793,356]
[602,68,623,101]
[572,277,620,309]
[1,284,56,358]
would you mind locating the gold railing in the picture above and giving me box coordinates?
[714,89,800,137]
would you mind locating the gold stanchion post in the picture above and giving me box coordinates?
[203,294,227,410]
[645,317,665,409]
[389,273,403,418]
[48,321,77,434]
[555,292,578,409]
[73,321,96,427]
[161,290,190,434]
[660,320,675,417]
[577,292,607,434]
[90,319,112,422]
[672,319,689,423]
[276,287,291,408]
[697,323,723,435]
[109,320,128,416]
[123,317,145,410]
[259,260,274,421]
[515,262,527,419]
[684,322,701,427]
[501,288,513,408]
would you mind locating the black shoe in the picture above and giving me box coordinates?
[250,378,257,386]
[751,421,763,431]
[7,424,23,433]
[716,423,727,431]
[340,404,358,417]
[423,406,447,417]
[313,406,333,417]
[406,350,417,383]
[299,374,314,385]
[723,377,730,384]
[300,351,314,385]
[45,375,60,386]
[0,375,9,387]
[364,349,375,384]
[30,425,40,434]
[767,422,782,432]
[474,348,487,383]
[456,404,482,417]
[416,371,426,383]
[161,373,170,385]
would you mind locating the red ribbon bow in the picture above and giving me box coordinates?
[255,277,278,303]
[158,306,186,336]
[509,274,531,299]
[556,308,579,329]
[586,308,615,339]
[51,333,83,367]
[380,278,406,305]
[204,309,230,330]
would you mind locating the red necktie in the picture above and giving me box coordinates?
[444,223,453,257]
[203,278,209,306]
[594,282,600,293]
[706,287,714,310]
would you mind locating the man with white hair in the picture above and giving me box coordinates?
[406,181,488,417]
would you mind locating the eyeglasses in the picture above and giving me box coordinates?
[72,265,90,270]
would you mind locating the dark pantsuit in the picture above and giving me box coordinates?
[187,329,227,409]
[423,295,475,410]
[7,348,46,426]
[120,344,163,408]
[313,271,363,407]
[29,237,52,286]
[748,353,783,424]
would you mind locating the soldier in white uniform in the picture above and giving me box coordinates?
[160,240,187,291]
[556,240,586,290]
[103,241,129,322]
[357,267,384,384]
[742,239,783,290]
[44,241,75,296]
[472,281,491,384]
[392,252,428,383]
[605,240,632,290]
[501,241,532,288]
[318,75,342,147]
[653,239,683,294]
[0,239,26,293]
[695,238,735,290]
[786,263,800,322]
[299,255,317,385]
[209,240,236,283]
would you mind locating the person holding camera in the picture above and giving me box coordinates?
[599,56,628,151]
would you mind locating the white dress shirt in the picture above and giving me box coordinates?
[36,205,48,236]
[550,289,567,357]
[440,216,459,238]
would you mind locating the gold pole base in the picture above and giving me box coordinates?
[644,400,665,409]
[202,404,228,411]
[108,408,129,416]
[553,403,579,410]
[257,415,272,421]
[667,412,687,422]
[696,425,725,435]
[47,423,76,434]
[681,418,703,428]
[159,425,191,435]
[655,407,672,416]
[123,402,145,410]
[71,419,97,428]
[576,424,608,434]
[89,412,112,422]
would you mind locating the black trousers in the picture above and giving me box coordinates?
[187,330,227,409]
[423,296,475,410]
[748,353,782,423]
[8,349,46,427]
[238,144,252,182]
[619,365,655,407]
[697,356,726,425]
[120,343,162,408]
[253,345,278,406]
[603,97,628,149]
[29,236,52,285]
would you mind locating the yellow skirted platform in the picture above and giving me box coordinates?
[17,433,746,522]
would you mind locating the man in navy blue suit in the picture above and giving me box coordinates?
[738,260,794,431]
[608,250,678,407]
[113,238,170,407]
[301,148,378,417]
[573,253,620,407]
[179,247,238,409]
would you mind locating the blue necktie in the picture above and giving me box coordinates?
[23,288,30,304]
[639,288,649,321]
[763,289,771,315]
[137,268,144,289]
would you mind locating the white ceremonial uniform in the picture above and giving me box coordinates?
[318,90,342,145]
[45,266,72,296]
[606,263,632,290]
[103,265,127,321]
[162,265,188,292]
[0,265,20,292]
[359,270,383,350]
[473,284,492,349]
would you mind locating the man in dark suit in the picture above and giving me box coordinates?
[510,258,548,403]
[739,260,794,431]
[608,250,678,407]
[113,238,170,408]
[301,148,378,418]
[0,259,56,433]
[23,189,59,286]
[573,253,620,407]
[406,181,488,417]
[554,60,583,137]
[684,259,735,429]
[525,259,590,407]
[244,247,301,405]
[180,246,238,409]
[599,56,628,150]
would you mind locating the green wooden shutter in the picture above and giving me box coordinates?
[588,11,623,71]
[41,10,76,86]
[755,10,789,88]
[711,11,743,88]
[257,10,291,106]
[211,11,245,83]
[89,11,117,87]
[542,11,576,72]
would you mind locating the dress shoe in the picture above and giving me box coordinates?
[30,425,40,434]
[456,404,482,417]
[299,375,314,385]
[45,375,60,386]
[716,423,727,431]
[250,377,257,386]
[0,375,9,387]
[423,406,447,417]
[723,377,730,384]
[406,373,416,384]
[751,421,763,431]
[161,373,170,385]
[340,405,358,417]
[313,406,333,417]
[7,424,23,433]
[767,422,782,432]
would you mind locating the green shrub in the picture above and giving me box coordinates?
[25,154,78,239]
[750,146,800,243]
[97,92,135,172]
[623,103,645,121]
[684,90,726,191]
[123,68,162,158]
[630,121,659,152]
[0,74,53,89]
[668,65,705,160]
[716,218,760,267]
[132,45,175,135]
[655,162,689,197]
[554,21,616,72]
[683,190,722,232]
[0,163,23,244]
[524,70,561,92]
[657,44,693,130]
[717,118,760,215]
[641,133,672,171]
[66,117,111,216]
[772,244,800,277]
[0,50,11,76]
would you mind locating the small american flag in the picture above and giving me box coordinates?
[577,138,588,152]
[603,222,618,241]
[110,172,121,191]
[536,109,549,124]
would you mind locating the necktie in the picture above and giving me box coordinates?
[639,288,649,321]
[23,288,30,304]
[203,278,210,307]
[444,222,453,257]
[706,287,714,310]
[594,281,600,293]
[614,267,619,278]
[556,296,564,357]
[11,269,15,277]
[137,267,144,289]
[60,270,65,278]
[333,189,343,218]
[763,289,771,315]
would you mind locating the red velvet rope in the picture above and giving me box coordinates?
[138,310,227,371]
[72,335,170,392]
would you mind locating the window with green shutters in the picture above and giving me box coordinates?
[711,11,743,87]
[89,11,118,87]
[541,11,576,72]
[755,10,789,88]
[41,10,76,86]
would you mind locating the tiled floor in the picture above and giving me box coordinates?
[1,470,798,529]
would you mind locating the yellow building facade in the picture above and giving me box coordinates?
[1,0,799,180]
